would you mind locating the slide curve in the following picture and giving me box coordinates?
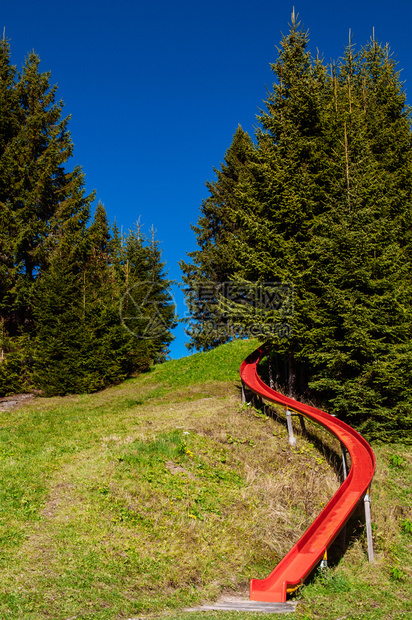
[240,346,375,603]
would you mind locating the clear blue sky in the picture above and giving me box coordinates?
[2,0,411,359]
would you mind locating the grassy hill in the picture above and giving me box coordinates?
[0,338,410,620]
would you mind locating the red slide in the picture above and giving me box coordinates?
[240,346,375,603]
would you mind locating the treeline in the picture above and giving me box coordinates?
[0,39,176,396]
[181,13,412,441]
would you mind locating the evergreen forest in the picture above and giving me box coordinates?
[181,12,412,442]
[1,14,412,443]
[0,38,177,397]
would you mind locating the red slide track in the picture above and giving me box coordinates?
[240,346,375,603]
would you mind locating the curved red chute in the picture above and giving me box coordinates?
[240,346,375,602]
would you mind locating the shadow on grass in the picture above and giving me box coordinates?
[239,383,369,591]
[240,386,343,477]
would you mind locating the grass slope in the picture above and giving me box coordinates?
[0,338,410,620]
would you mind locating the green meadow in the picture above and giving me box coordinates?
[0,339,410,620]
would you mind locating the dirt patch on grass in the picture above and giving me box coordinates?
[166,461,196,479]
[0,392,35,411]
[41,482,77,519]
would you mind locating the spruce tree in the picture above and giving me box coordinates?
[181,14,412,439]
[31,206,159,396]
[31,250,86,396]
[78,203,137,392]
[0,43,92,393]
[180,125,257,350]
[1,42,177,396]
[0,51,94,332]
[190,12,329,390]
[0,36,20,335]
[119,225,177,368]
[304,35,412,438]
[146,227,177,362]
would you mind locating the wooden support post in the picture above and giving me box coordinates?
[341,443,348,480]
[364,489,374,563]
[299,415,306,435]
[286,409,296,446]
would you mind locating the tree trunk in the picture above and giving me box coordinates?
[268,353,275,389]
[288,350,296,398]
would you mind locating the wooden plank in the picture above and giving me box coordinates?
[184,598,296,613]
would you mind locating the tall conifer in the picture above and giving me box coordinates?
[0,43,177,395]
[304,36,412,438]
[180,126,257,350]
[0,50,94,336]
[182,14,412,438]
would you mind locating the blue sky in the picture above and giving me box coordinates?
[2,0,411,358]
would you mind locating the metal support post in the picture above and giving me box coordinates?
[364,489,374,563]
[299,415,306,435]
[286,408,296,446]
[241,382,246,405]
[341,443,348,480]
